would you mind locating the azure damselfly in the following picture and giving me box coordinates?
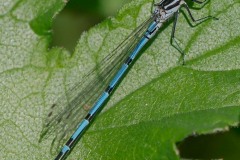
[40,0,217,159]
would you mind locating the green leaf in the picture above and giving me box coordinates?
[0,0,239,160]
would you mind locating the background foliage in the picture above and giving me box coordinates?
[0,0,239,159]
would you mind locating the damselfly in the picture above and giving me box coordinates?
[40,0,217,159]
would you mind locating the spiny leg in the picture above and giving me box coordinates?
[192,0,208,4]
[170,2,218,64]
[151,0,157,13]
[189,0,211,10]
[182,2,218,27]
[170,10,186,65]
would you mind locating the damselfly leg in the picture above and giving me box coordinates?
[170,1,218,64]
[182,2,218,26]
[192,0,207,4]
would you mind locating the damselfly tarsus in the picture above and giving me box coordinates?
[40,0,217,159]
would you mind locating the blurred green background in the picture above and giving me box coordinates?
[50,0,131,52]
[51,0,240,159]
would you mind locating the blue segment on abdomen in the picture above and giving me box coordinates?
[71,119,89,139]
[89,92,109,115]
[109,64,128,88]
[147,21,157,32]
[61,145,70,153]
[130,37,149,59]
[108,36,149,89]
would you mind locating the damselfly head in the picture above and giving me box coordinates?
[153,0,183,22]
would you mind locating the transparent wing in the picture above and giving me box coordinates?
[40,16,155,153]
